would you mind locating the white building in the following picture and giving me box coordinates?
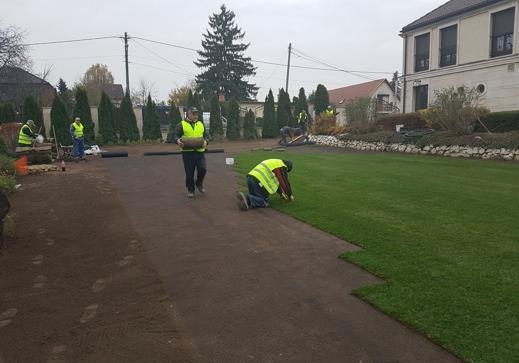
[328,79,399,125]
[401,0,519,113]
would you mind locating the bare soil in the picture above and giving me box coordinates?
[0,140,459,362]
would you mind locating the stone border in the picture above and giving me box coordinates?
[308,135,519,161]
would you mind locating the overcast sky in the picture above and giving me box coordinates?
[3,0,446,102]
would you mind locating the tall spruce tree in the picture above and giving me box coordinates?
[295,87,309,117]
[262,89,277,138]
[73,88,95,143]
[57,78,73,112]
[166,101,182,143]
[50,94,71,145]
[119,93,136,141]
[314,84,329,115]
[143,95,161,141]
[276,88,293,129]
[193,92,203,122]
[1,103,16,123]
[243,109,256,139]
[195,5,257,100]
[226,98,240,140]
[98,91,116,143]
[209,95,223,137]
[23,96,45,137]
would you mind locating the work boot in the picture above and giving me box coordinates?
[187,191,195,198]
[236,192,249,210]
[237,199,249,211]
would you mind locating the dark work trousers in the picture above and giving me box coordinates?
[246,175,270,208]
[182,152,207,192]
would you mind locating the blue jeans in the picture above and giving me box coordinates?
[246,175,269,208]
[73,138,85,158]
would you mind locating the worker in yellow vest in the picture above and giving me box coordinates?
[297,110,308,136]
[18,120,37,147]
[173,107,209,198]
[236,159,294,211]
[70,117,85,159]
[324,105,335,118]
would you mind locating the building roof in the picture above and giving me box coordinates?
[100,84,124,101]
[328,79,388,105]
[401,0,504,33]
[0,66,52,86]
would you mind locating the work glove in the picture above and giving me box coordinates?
[177,139,184,148]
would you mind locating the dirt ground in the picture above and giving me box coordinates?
[0,140,459,362]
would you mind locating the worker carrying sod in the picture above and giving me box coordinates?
[70,117,85,159]
[173,107,209,198]
[18,120,38,147]
[236,159,293,211]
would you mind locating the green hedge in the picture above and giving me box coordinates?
[477,111,519,132]
[376,113,427,131]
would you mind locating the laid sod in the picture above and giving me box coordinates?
[236,151,519,363]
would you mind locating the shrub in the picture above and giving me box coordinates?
[422,86,485,134]
[0,137,9,155]
[344,97,378,134]
[0,173,16,193]
[477,111,519,133]
[377,113,427,131]
[0,155,15,174]
[311,115,337,135]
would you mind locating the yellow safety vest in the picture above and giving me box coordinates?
[71,122,84,138]
[248,159,287,195]
[325,109,334,117]
[181,120,205,152]
[297,112,307,124]
[18,124,33,145]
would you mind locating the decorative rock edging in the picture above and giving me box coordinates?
[308,135,519,161]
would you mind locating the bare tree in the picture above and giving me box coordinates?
[0,23,31,70]
[131,78,157,106]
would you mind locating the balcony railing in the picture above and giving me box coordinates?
[491,32,513,57]
[415,55,430,72]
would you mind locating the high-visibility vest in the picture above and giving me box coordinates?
[325,109,334,117]
[298,112,307,124]
[71,122,84,138]
[181,120,205,152]
[18,124,33,145]
[248,159,287,195]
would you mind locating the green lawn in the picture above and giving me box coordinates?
[236,150,519,363]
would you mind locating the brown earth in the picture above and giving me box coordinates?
[0,140,460,362]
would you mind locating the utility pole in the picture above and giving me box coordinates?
[285,43,292,93]
[124,32,130,94]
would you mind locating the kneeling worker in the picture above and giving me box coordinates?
[18,120,37,147]
[237,159,293,211]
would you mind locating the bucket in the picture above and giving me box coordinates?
[225,157,234,165]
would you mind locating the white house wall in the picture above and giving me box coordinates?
[459,12,490,64]
[402,0,519,113]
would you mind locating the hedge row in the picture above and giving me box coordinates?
[338,130,519,150]
[477,111,519,133]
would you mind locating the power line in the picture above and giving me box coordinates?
[24,35,121,46]
[34,55,123,61]
[129,61,192,76]
[131,36,199,53]
[132,39,196,76]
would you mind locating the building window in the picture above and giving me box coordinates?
[376,94,391,112]
[415,33,430,72]
[491,7,515,57]
[440,25,457,67]
[414,85,428,111]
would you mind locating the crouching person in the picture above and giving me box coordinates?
[237,159,293,211]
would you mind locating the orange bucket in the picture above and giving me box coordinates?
[15,156,28,176]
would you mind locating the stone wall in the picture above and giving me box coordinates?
[308,135,519,161]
